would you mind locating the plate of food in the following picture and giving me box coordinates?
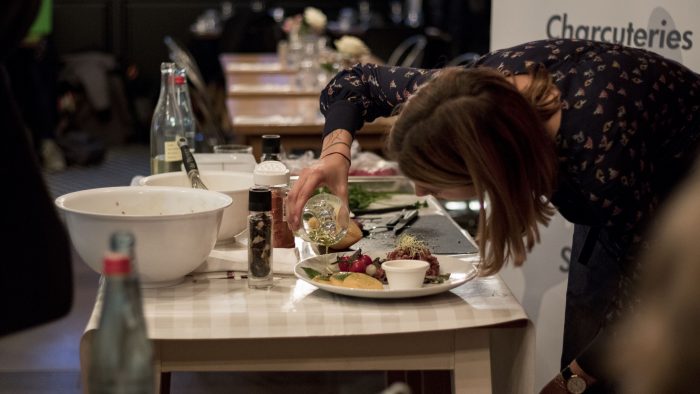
[294,235,479,299]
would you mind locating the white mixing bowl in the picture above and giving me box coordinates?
[55,186,232,287]
[139,171,254,242]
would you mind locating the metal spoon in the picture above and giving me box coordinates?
[177,138,208,190]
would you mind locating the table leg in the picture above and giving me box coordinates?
[489,322,536,394]
[453,329,492,393]
[153,340,167,394]
[159,372,171,394]
[79,330,94,394]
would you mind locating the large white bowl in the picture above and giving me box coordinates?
[55,186,232,287]
[139,171,254,242]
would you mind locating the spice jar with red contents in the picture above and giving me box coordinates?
[253,160,296,248]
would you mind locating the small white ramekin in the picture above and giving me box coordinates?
[381,259,430,290]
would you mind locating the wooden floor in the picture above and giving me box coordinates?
[0,144,390,394]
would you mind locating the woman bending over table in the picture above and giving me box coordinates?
[286,39,700,393]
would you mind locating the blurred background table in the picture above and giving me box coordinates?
[221,52,393,158]
[220,53,299,86]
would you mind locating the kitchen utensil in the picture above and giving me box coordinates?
[393,209,419,235]
[352,204,423,216]
[178,137,208,190]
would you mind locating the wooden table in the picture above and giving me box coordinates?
[226,97,393,157]
[80,196,535,394]
[220,52,393,157]
[225,78,320,98]
[220,53,298,85]
[219,53,285,70]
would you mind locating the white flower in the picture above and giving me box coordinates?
[303,7,327,31]
[334,35,370,57]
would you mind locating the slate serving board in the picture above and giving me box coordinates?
[351,214,478,255]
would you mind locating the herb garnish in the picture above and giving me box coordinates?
[316,185,391,211]
[332,272,352,281]
[302,267,322,279]
[424,274,451,284]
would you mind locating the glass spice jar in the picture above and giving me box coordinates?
[253,160,295,248]
[247,187,273,289]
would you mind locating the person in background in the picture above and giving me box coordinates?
[286,39,700,392]
[607,161,700,394]
[1,0,73,336]
[5,0,66,172]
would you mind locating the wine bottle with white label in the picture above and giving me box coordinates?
[150,62,184,174]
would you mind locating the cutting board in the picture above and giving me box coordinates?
[351,214,478,255]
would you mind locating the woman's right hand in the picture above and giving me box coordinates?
[286,129,353,230]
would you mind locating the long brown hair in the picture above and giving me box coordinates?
[387,66,559,274]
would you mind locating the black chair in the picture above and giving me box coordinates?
[387,34,428,68]
[361,26,419,63]
[446,52,480,67]
[217,8,283,53]
[164,35,229,150]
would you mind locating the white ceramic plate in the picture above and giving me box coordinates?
[294,251,478,299]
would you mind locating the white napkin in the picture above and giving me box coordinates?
[195,243,300,275]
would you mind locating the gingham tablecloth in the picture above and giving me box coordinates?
[85,266,527,340]
[85,195,527,340]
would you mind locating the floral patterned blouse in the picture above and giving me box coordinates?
[321,39,700,276]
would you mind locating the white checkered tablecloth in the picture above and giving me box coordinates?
[86,271,527,340]
[85,195,527,341]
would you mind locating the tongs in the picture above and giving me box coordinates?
[392,209,418,235]
[366,209,419,235]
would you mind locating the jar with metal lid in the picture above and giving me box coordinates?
[253,160,295,248]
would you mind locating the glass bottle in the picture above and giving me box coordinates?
[89,232,155,394]
[297,38,320,91]
[296,193,349,258]
[253,160,295,248]
[150,62,184,174]
[248,187,273,289]
[109,231,146,332]
[260,134,282,162]
[173,67,198,152]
